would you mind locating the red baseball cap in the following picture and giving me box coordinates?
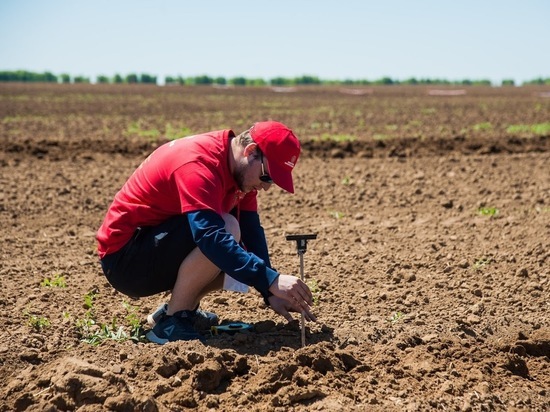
[250,121,300,193]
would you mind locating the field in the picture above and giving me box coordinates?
[1,83,549,411]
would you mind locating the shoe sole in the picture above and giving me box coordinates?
[145,330,169,345]
[146,330,205,345]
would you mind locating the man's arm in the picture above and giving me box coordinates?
[187,210,278,299]
[236,210,272,268]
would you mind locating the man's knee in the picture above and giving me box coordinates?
[222,213,241,241]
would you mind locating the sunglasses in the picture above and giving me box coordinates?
[259,152,273,184]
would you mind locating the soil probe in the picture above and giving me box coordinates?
[286,233,317,347]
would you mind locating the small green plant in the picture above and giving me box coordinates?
[83,289,97,310]
[40,273,66,288]
[329,211,345,219]
[307,279,321,306]
[478,206,499,217]
[506,122,550,136]
[126,121,161,140]
[75,294,144,345]
[472,122,492,132]
[341,176,351,185]
[388,311,404,324]
[25,310,51,331]
[122,300,144,341]
[82,320,131,346]
[472,258,492,271]
[165,123,193,140]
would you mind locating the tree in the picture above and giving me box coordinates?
[294,75,321,85]
[229,76,246,86]
[193,75,213,85]
[74,76,90,83]
[140,74,157,84]
[270,77,291,86]
[247,78,267,86]
[60,74,71,84]
[96,75,110,84]
[125,74,138,84]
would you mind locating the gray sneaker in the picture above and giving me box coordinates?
[147,302,219,330]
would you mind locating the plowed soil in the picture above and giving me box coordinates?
[1,84,549,411]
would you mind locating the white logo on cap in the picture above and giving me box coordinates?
[284,155,297,168]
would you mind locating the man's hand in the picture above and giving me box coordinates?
[268,274,317,322]
[268,295,317,322]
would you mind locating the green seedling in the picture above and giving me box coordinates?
[75,294,145,345]
[506,122,550,136]
[165,123,193,140]
[307,279,321,306]
[472,258,492,271]
[25,310,51,331]
[341,176,351,185]
[478,207,499,217]
[389,311,404,324]
[81,319,128,346]
[472,122,492,132]
[40,273,66,288]
[123,300,144,341]
[329,211,345,219]
[83,289,97,310]
[126,121,161,141]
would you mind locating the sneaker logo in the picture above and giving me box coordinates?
[163,325,175,336]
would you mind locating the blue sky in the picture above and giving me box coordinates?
[1,0,549,84]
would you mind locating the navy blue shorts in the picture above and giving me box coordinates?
[100,215,195,298]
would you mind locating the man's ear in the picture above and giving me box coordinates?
[243,143,258,157]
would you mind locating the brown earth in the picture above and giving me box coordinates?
[0,84,549,411]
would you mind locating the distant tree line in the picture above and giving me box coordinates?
[1,70,549,87]
[0,71,157,85]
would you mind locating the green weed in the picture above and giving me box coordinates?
[75,293,144,345]
[83,289,97,310]
[25,310,51,331]
[478,206,499,217]
[472,258,492,271]
[122,300,143,339]
[388,311,404,324]
[307,279,321,306]
[126,121,161,140]
[506,122,550,135]
[165,123,193,140]
[329,211,345,219]
[40,273,66,288]
[472,122,492,132]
